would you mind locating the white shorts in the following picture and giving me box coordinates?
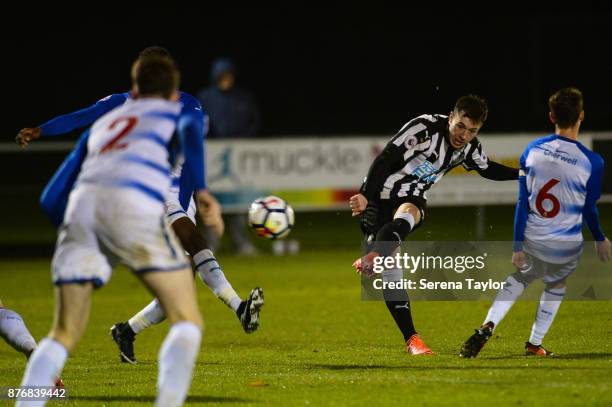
[165,187,196,225]
[52,185,189,287]
[517,253,579,287]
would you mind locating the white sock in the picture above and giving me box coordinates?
[194,249,242,312]
[484,275,525,328]
[529,287,565,346]
[0,308,37,356]
[394,212,416,229]
[16,338,68,407]
[156,321,202,407]
[128,299,167,334]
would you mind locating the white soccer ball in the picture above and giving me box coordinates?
[248,195,295,239]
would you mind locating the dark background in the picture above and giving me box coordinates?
[4,5,612,139]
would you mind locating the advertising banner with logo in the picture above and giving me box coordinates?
[206,134,593,212]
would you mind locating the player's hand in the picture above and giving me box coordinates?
[15,127,41,148]
[196,190,224,237]
[512,251,529,271]
[595,238,611,262]
[349,194,368,217]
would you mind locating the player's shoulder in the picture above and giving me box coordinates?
[409,113,445,127]
[399,114,444,137]
[522,134,557,154]
[97,92,129,105]
[574,142,604,171]
[179,91,204,114]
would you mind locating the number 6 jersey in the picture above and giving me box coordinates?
[514,134,605,263]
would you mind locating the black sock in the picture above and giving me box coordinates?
[372,218,413,256]
[384,289,416,341]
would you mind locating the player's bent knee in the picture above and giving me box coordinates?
[395,203,421,225]
[510,271,534,287]
[172,217,207,255]
[170,311,204,330]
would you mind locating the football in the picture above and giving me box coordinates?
[248,195,295,239]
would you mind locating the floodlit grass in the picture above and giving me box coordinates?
[1,251,611,406]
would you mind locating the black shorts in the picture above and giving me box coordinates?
[359,197,427,236]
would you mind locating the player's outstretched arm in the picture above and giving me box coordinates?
[15,93,127,148]
[477,160,519,181]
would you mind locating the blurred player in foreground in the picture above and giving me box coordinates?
[0,299,63,387]
[350,95,518,355]
[16,47,264,365]
[18,57,203,407]
[460,87,611,358]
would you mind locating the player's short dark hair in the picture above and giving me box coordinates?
[138,46,171,60]
[454,95,488,124]
[548,87,583,129]
[133,57,180,99]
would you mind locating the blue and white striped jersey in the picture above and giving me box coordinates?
[39,92,207,227]
[76,98,182,204]
[514,134,605,263]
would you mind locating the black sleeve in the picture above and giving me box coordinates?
[477,160,519,181]
[359,143,405,200]
[360,117,433,200]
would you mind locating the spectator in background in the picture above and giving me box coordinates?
[198,58,260,255]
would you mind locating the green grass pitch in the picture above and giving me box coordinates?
[1,249,611,406]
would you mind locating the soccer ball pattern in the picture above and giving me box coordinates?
[248,196,295,239]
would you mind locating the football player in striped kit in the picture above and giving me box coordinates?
[460,87,610,358]
[18,57,204,407]
[350,95,518,355]
[16,47,264,365]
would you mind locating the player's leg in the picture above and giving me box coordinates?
[382,203,432,354]
[0,302,37,358]
[357,202,431,354]
[524,282,564,356]
[17,283,93,406]
[111,207,262,363]
[372,202,421,257]
[104,188,201,405]
[460,262,537,358]
[172,214,262,333]
[138,268,202,407]
[483,270,532,328]
[524,259,574,356]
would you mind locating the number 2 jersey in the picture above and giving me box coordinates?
[77,98,187,202]
[514,134,605,263]
[39,91,206,227]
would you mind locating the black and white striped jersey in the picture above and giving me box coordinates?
[360,114,518,206]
